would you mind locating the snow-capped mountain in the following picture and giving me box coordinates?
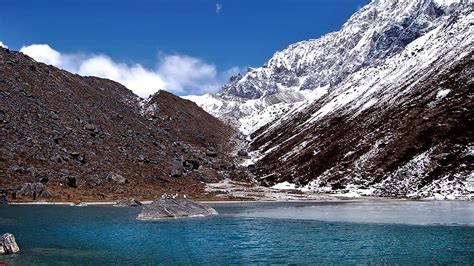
[186,0,470,135]
[188,0,473,199]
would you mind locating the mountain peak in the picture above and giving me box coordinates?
[217,0,454,101]
[185,0,474,137]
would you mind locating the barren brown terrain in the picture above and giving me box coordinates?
[0,47,242,202]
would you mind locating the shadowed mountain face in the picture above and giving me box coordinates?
[251,54,473,198]
[0,48,235,201]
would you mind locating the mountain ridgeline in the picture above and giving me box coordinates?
[188,0,474,199]
[0,0,472,201]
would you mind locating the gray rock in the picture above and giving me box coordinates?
[85,123,103,137]
[70,151,86,164]
[0,110,5,122]
[17,183,44,197]
[0,233,20,255]
[39,189,54,198]
[237,149,248,156]
[137,198,218,220]
[205,150,218,157]
[171,169,183,177]
[61,175,77,188]
[32,169,49,183]
[107,173,127,184]
[50,153,65,164]
[114,199,143,207]
[184,159,200,170]
[16,183,53,199]
[248,164,257,172]
[0,188,8,205]
[199,175,210,182]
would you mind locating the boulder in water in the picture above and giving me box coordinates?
[137,198,218,220]
[0,233,20,255]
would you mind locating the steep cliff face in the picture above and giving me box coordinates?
[0,48,234,201]
[188,0,473,199]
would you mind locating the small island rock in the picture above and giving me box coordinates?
[137,198,218,220]
[0,233,20,255]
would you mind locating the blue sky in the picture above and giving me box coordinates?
[0,0,370,96]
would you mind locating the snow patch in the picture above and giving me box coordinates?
[272,182,297,190]
[433,0,461,7]
[436,89,451,100]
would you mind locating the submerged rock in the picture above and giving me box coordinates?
[0,233,20,255]
[137,198,218,220]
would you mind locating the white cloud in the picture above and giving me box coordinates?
[19,43,237,97]
[77,55,167,98]
[216,3,223,13]
[0,41,8,49]
[20,44,61,65]
[158,54,219,94]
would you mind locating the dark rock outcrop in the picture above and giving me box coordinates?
[114,199,143,207]
[184,160,200,170]
[237,149,248,156]
[60,175,77,188]
[137,198,218,220]
[16,183,53,199]
[0,189,8,205]
[205,150,218,157]
[170,169,183,178]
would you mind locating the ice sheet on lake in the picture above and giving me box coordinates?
[238,201,474,226]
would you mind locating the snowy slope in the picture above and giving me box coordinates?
[249,5,473,199]
[186,0,468,134]
[187,0,473,199]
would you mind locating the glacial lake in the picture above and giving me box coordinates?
[0,200,473,265]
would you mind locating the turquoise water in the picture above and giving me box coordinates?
[0,201,473,265]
